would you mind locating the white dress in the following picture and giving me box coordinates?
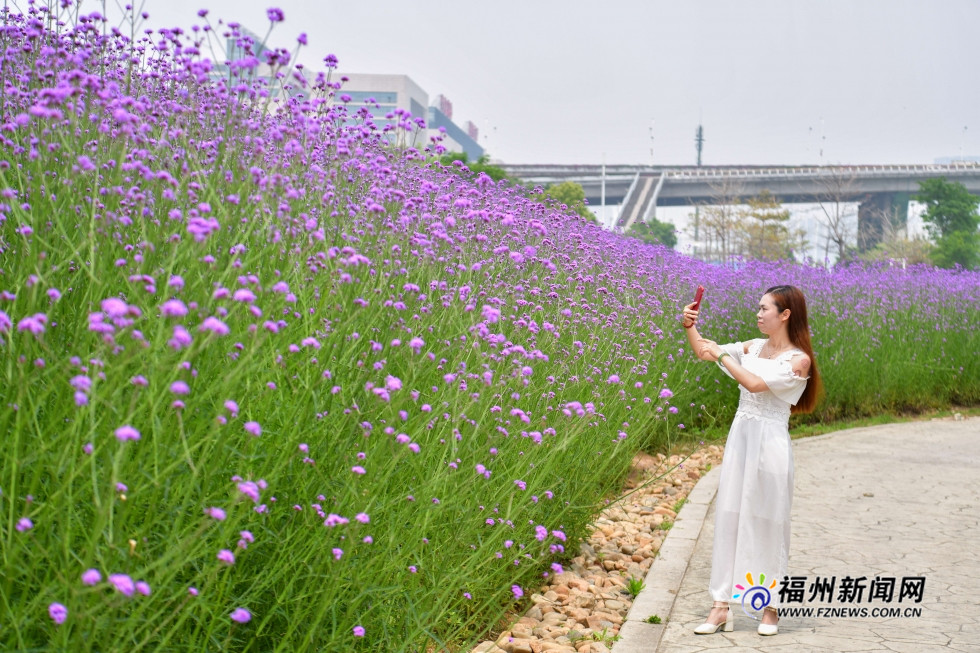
[708,339,809,610]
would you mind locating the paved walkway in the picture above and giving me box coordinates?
[615,416,980,653]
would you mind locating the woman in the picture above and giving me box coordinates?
[682,285,822,636]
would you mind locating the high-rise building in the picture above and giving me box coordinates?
[339,73,429,129]
[217,32,485,161]
[427,103,483,161]
[339,74,484,161]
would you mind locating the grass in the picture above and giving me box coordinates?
[789,405,980,440]
[663,404,980,453]
[625,576,645,599]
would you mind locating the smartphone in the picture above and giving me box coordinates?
[692,285,705,311]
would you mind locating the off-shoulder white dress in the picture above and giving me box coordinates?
[708,338,809,610]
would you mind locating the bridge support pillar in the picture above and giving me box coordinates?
[857,192,910,251]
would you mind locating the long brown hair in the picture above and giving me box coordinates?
[766,285,823,414]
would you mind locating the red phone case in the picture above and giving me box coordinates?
[692,285,705,310]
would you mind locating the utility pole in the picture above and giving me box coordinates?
[693,124,704,257]
[601,152,606,227]
[649,121,655,168]
[695,124,704,167]
[819,117,825,163]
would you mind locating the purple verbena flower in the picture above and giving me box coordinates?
[161,299,188,317]
[199,316,230,335]
[206,507,226,521]
[237,481,260,503]
[108,574,135,596]
[48,602,68,625]
[81,569,102,585]
[114,425,141,442]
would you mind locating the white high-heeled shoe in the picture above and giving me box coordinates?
[694,602,733,634]
[757,606,779,636]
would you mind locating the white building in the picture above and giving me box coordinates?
[338,73,483,160]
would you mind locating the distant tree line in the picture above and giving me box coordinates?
[437,152,599,224]
[687,187,807,264]
[685,174,978,269]
[435,154,978,268]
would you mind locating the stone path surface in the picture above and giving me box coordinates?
[615,416,980,653]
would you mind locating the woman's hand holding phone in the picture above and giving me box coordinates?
[682,303,699,328]
[692,284,705,311]
[683,285,705,328]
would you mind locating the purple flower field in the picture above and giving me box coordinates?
[0,4,977,651]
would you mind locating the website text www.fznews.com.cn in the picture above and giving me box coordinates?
[778,606,924,619]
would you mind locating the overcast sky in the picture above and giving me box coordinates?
[98,0,977,166]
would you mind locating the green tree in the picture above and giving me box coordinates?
[626,218,677,248]
[439,152,513,182]
[543,181,597,223]
[742,191,793,261]
[692,179,747,264]
[914,178,980,268]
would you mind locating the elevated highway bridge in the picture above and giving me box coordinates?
[499,163,980,248]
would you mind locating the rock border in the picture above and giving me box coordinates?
[469,445,724,653]
[613,463,721,652]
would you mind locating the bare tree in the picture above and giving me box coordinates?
[791,222,812,263]
[690,178,747,265]
[813,166,859,262]
[859,204,934,266]
[858,202,933,266]
[879,203,907,243]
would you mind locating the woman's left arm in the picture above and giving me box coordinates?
[697,339,769,393]
[790,353,811,379]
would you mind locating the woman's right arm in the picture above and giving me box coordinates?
[682,302,714,361]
